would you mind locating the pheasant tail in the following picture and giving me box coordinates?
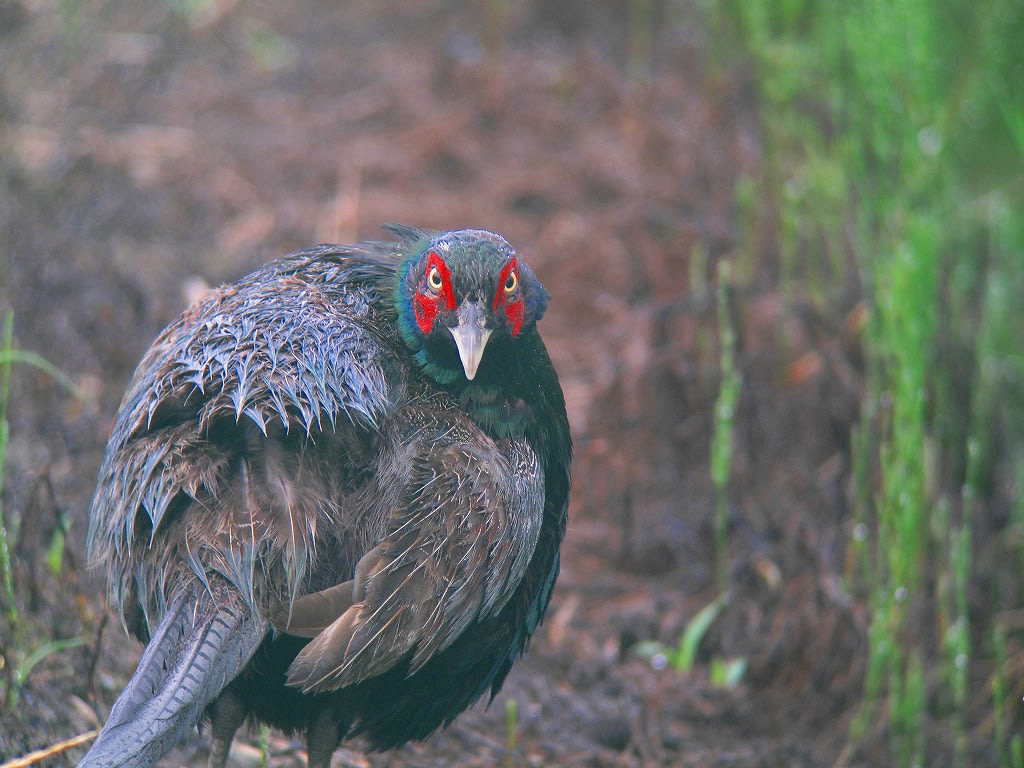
[79,589,267,768]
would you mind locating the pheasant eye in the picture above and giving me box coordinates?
[427,266,443,291]
[504,270,518,293]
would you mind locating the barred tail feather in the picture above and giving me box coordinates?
[79,590,267,768]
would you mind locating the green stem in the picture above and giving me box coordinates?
[0,309,16,626]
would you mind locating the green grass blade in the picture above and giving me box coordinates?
[673,592,730,672]
[0,309,16,625]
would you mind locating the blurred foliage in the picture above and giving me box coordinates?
[711,259,740,592]
[0,311,89,708]
[0,310,14,627]
[708,0,1024,764]
[633,591,746,687]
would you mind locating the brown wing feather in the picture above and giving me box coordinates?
[269,580,357,638]
[283,425,545,694]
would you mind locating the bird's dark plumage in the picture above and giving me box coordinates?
[80,226,572,768]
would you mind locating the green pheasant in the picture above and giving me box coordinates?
[80,226,572,768]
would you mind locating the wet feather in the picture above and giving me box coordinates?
[81,228,571,768]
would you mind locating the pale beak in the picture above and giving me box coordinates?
[449,302,493,380]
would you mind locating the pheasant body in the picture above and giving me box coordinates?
[80,227,571,768]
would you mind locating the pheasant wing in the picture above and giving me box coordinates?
[279,429,545,694]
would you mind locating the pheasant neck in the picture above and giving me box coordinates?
[455,379,533,439]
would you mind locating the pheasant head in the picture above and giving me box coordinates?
[393,226,550,385]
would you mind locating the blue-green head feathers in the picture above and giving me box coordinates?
[390,226,549,386]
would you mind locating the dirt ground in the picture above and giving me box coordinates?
[0,1,879,766]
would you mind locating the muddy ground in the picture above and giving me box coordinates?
[0,1,885,766]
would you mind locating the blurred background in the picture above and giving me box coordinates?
[0,1,1022,766]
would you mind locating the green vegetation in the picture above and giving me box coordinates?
[0,310,15,626]
[707,0,1024,764]
[0,310,89,706]
[505,697,518,753]
[711,259,741,593]
[634,592,746,688]
[259,724,270,768]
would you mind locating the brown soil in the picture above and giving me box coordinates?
[0,1,879,766]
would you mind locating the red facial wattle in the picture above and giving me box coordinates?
[414,252,456,335]
[494,258,524,336]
